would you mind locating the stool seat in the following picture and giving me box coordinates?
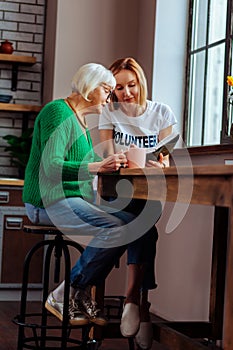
[23,225,62,234]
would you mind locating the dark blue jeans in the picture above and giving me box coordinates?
[25,197,159,289]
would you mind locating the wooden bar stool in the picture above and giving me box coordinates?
[13,225,94,350]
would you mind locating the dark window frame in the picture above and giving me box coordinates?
[183,0,233,146]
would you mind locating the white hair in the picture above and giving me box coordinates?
[71,63,116,101]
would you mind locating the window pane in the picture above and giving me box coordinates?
[227,44,233,136]
[191,0,208,50]
[228,94,233,137]
[185,0,231,145]
[204,44,225,145]
[188,52,205,146]
[208,0,227,45]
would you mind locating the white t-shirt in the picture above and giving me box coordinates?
[99,100,177,153]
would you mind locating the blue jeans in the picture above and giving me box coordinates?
[101,197,161,290]
[25,197,158,289]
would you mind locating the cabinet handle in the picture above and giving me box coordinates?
[0,191,9,203]
[5,217,23,230]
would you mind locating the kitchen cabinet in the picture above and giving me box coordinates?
[0,180,44,287]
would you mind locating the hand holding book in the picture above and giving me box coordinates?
[145,133,179,161]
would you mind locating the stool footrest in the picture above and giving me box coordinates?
[13,313,92,349]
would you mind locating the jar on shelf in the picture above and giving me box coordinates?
[0,40,14,54]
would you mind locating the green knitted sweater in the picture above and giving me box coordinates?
[23,99,102,208]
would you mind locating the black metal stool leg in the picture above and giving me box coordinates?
[61,241,71,349]
[17,239,51,350]
[128,337,135,350]
[40,241,55,349]
[54,234,63,283]
[86,339,100,350]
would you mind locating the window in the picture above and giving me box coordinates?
[184,0,233,146]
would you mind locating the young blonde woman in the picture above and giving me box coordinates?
[99,57,177,349]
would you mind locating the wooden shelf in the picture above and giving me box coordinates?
[0,178,24,186]
[0,103,41,113]
[0,53,36,65]
[0,54,37,91]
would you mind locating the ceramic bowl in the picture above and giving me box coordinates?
[0,94,12,103]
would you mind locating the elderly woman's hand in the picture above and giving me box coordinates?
[89,152,127,174]
[99,152,127,172]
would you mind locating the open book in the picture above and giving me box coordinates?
[145,133,180,161]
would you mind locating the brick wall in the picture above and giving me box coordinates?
[0,0,45,177]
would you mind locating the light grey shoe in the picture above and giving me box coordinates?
[135,321,153,349]
[45,292,89,325]
[120,303,140,337]
[75,288,108,326]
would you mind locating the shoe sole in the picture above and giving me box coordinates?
[45,301,89,326]
[89,317,108,327]
[80,310,108,326]
[45,301,63,322]
[69,318,90,326]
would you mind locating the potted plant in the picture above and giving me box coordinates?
[2,128,33,179]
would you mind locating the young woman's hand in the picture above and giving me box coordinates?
[146,153,168,169]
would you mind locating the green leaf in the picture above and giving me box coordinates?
[2,128,34,170]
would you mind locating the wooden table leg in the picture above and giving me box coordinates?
[209,206,228,340]
[222,204,233,350]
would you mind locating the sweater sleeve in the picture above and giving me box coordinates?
[38,101,96,181]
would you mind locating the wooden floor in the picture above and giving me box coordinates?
[0,301,168,350]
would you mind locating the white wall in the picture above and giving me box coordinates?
[151,203,213,321]
[53,0,140,99]
[137,0,157,98]
[153,0,188,133]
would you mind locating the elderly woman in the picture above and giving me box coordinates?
[23,63,146,327]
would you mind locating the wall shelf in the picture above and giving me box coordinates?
[0,103,41,113]
[0,53,36,65]
[0,103,41,131]
[0,54,40,126]
[0,54,36,91]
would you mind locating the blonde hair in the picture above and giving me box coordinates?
[109,57,148,106]
[71,63,116,101]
